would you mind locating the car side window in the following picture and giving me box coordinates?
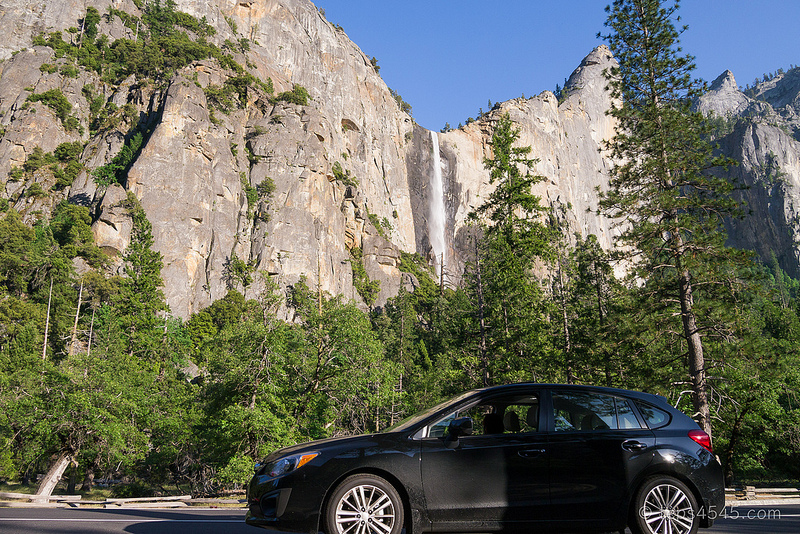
[616,398,643,429]
[425,394,540,438]
[635,401,671,429]
[552,392,645,431]
[466,396,540,436]
[428,411,456,438]
[552,392,643,431]
[553,392,616,431]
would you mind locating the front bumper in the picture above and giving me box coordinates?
[245,473,322,533]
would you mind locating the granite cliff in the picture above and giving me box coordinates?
[1,0,799,318]
[697,69,800,277]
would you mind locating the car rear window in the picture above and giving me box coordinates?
[635,401,671,429]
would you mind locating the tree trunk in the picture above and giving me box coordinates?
[42,277,53,360]
[474,239,489,387]
[439,252,445,295]
[81,458,96,492]
[679,270,712,437]
[724,408,748,485]
[87,307,95,356]
[67,462,77,494]
[35,452,72,500]
[69,280,84,355]
[557,261,574,384]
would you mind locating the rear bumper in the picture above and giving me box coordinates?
[696,455,725,528]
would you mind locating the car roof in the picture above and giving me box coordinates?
[475,382,671,407]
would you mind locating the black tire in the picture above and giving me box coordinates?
[629,476,699,534]
[325,474,404,534]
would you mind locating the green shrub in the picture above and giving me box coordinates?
[224,15,238,34]
[83,84,105,115]
[26,89,72,123]
[122,103,138,125]
[349,247,380,306]
[55,141,83,162]
[92,131,144,186]
[8,167,24,182]
[53,160,84,189]
[245,144,258,164]
[63,116,81,133]
[82,7,101,41]
[256,177,275,198]
[203,84,236,113]
[216,454,254,486]
[332,161,358,187]
[205,74,270,113]
[273,84,310,106]
[368,213,392,239]
[24,147,57,174]
[25,183,46,198]
[390,88,412,115]
[59,64,80,78]
[249,125,267,137]
[110,481,154,498]
[240,172,258,214]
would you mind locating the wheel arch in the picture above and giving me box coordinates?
[627,470,707,531]
[319,468,415,534]
[634,467,706,511]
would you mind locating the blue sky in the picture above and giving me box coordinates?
[315,0,800,131]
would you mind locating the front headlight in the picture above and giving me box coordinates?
[261,452,319,478]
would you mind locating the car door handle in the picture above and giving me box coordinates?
[518,448,546,458]
[622,440,648,452]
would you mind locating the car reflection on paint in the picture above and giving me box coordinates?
[246,383,724,534]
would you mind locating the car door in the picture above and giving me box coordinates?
[418,391,550,530]
[546,388,656,527]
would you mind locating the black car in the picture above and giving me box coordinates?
[246,383,724,534]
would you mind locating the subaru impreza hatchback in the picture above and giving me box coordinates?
[246,383,724,534]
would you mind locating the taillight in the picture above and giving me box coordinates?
[688,429,713,453]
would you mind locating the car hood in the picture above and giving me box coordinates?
[262,433,386,462]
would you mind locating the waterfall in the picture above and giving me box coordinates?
[429,131,446,279]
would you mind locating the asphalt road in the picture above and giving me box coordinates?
[0,504,797,534]
[702,503,800,534]
[0,508,252,534]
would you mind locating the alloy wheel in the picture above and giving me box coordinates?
[640,483,696,534]
[333,483,397,534]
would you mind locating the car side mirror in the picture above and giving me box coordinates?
[444,417,473,448]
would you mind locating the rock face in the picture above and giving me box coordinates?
[697,69,800,277]
[2,0,800,317]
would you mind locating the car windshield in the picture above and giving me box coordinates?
[383,390,477,432]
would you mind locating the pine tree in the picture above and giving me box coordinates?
[600,0,750,437]
[466,113,556,385]
[111,192,168,357]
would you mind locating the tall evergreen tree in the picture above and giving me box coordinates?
[111,192,168,356]
[600,0,750,437]
[556,233,629,387]
[466,113,556,385]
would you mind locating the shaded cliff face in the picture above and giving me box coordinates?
[698,69,800,277]
[2,0,800,318]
